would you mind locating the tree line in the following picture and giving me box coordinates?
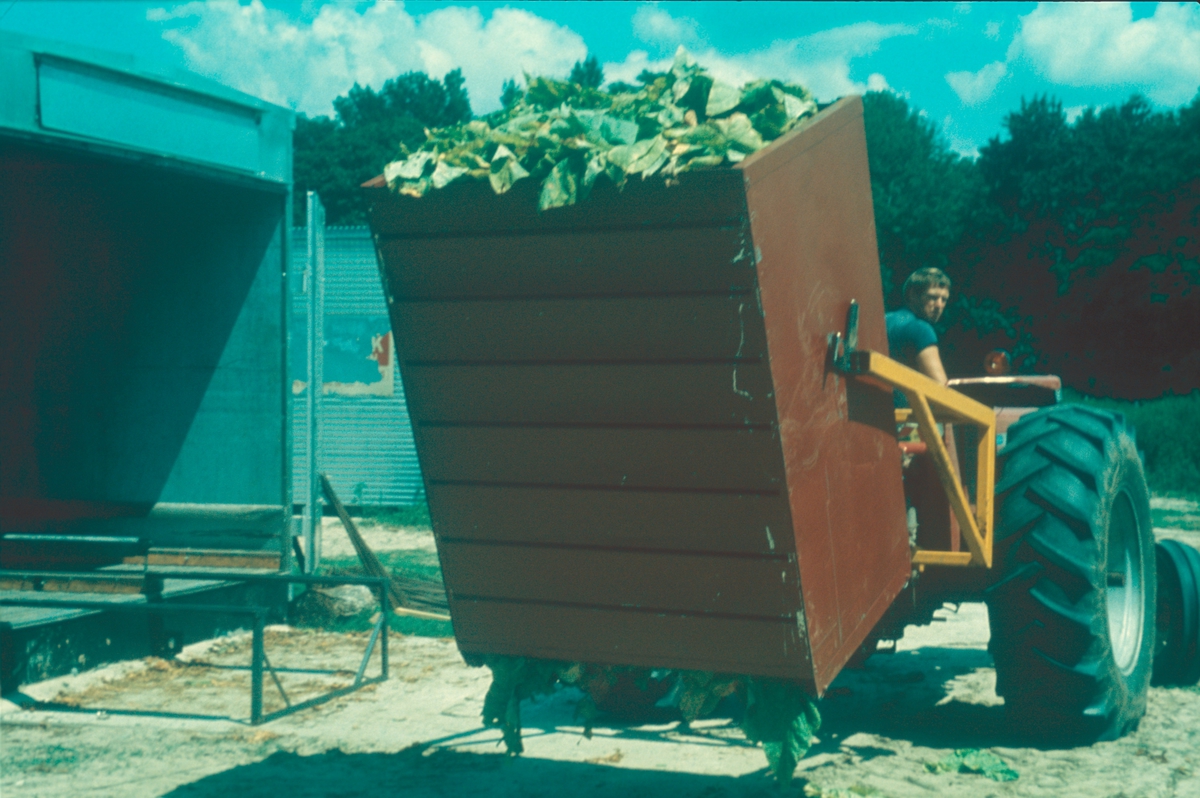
[294,59,1200,401]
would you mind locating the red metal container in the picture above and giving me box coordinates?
[365,96,910,694]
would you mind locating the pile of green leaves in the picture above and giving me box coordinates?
[925,748,1019,781]
[383,48,817,210]
[480,656,821,785]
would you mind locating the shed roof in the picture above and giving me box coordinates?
[0,29,293,186]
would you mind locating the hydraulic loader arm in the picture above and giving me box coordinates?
[829,302,996,568]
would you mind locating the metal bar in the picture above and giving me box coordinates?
[281,189,295,577]
[182,662,352,676]
[255,674,386,725]
[974,412,997,564]
[381,593,389,680]
[355,611,384,685]
[304,191,326,574]
[911,551,973,566]
[906,392,989,567]
[1,585,388,725]
[0,599,264,616]
[852,350,994,426]
[261,646,291,708]
[0,571,391,589]
[251,613,264,724]
[847,348,996,569]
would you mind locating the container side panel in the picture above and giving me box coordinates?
[380,227,754,299]
[452,601,810,678]
[440,542,797,617]
[741,97,910,693]
[418,427,785,494]
[0,142,286,536]
[367,170,747,238]
[393,296,766,363]
[428,484,793,556]
[154,214,285,505]
[370,176,813,679]
[404,363,776,426]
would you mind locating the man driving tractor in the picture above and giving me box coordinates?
[886,267,950,386]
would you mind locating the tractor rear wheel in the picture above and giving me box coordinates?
[986,405,1155,742]
[1152,539,1200,686]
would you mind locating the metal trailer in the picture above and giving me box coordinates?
[0,31,294,684]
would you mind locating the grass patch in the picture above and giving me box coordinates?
[1062,389,1200,496]
[360,503,431,528]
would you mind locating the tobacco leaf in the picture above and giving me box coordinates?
[382,46,818,210]
[479,654,822,783]
[740,677,822,787]
[925,748,1019,782]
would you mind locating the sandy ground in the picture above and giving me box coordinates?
[2,498,1199,798]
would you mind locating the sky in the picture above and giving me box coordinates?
[1,1,1198,156]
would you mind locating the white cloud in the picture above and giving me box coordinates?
[984,20,1002,40]
[941,114,980,159]
[609,19,916,101]
[149,0,586,115]
[1010,1,1200,105]
[151,2,919,117]
[945,60,1008,105]
[866,73,891,92]
[632,5,702,49]
[1064,105,1087,123]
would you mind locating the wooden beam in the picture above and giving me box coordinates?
[123,549,282,569]
[0,572,145,594]
[321,474,452,622]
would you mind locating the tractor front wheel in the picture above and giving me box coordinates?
[986,405,1155,742]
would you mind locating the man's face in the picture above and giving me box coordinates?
[911,286,949,324]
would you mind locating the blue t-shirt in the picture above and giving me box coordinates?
[886,308,938,370]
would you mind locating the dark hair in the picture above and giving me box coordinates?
[903,267,951,303]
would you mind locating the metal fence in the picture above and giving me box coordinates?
[290,225,423,509]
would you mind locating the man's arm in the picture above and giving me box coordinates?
[915,345,948,386]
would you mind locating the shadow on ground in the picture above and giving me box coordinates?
[816,646,1018,750]
[161,745,790,798]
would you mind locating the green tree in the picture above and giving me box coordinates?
[569,55,604,89]
[500,78,522,109]
[961,92,1200,396]
[293,69,473,225]
[860,91,985,308]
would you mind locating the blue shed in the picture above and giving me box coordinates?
[0,30,294,567]
[289,226,424,511]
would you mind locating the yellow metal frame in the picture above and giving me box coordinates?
[853,351,996,568]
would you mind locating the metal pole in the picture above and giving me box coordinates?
[381,587,390,679]
[304,192,326,573]
[281,188,294,577]
[251,611,265,724]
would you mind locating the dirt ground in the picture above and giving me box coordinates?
[3,499,1200,798]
